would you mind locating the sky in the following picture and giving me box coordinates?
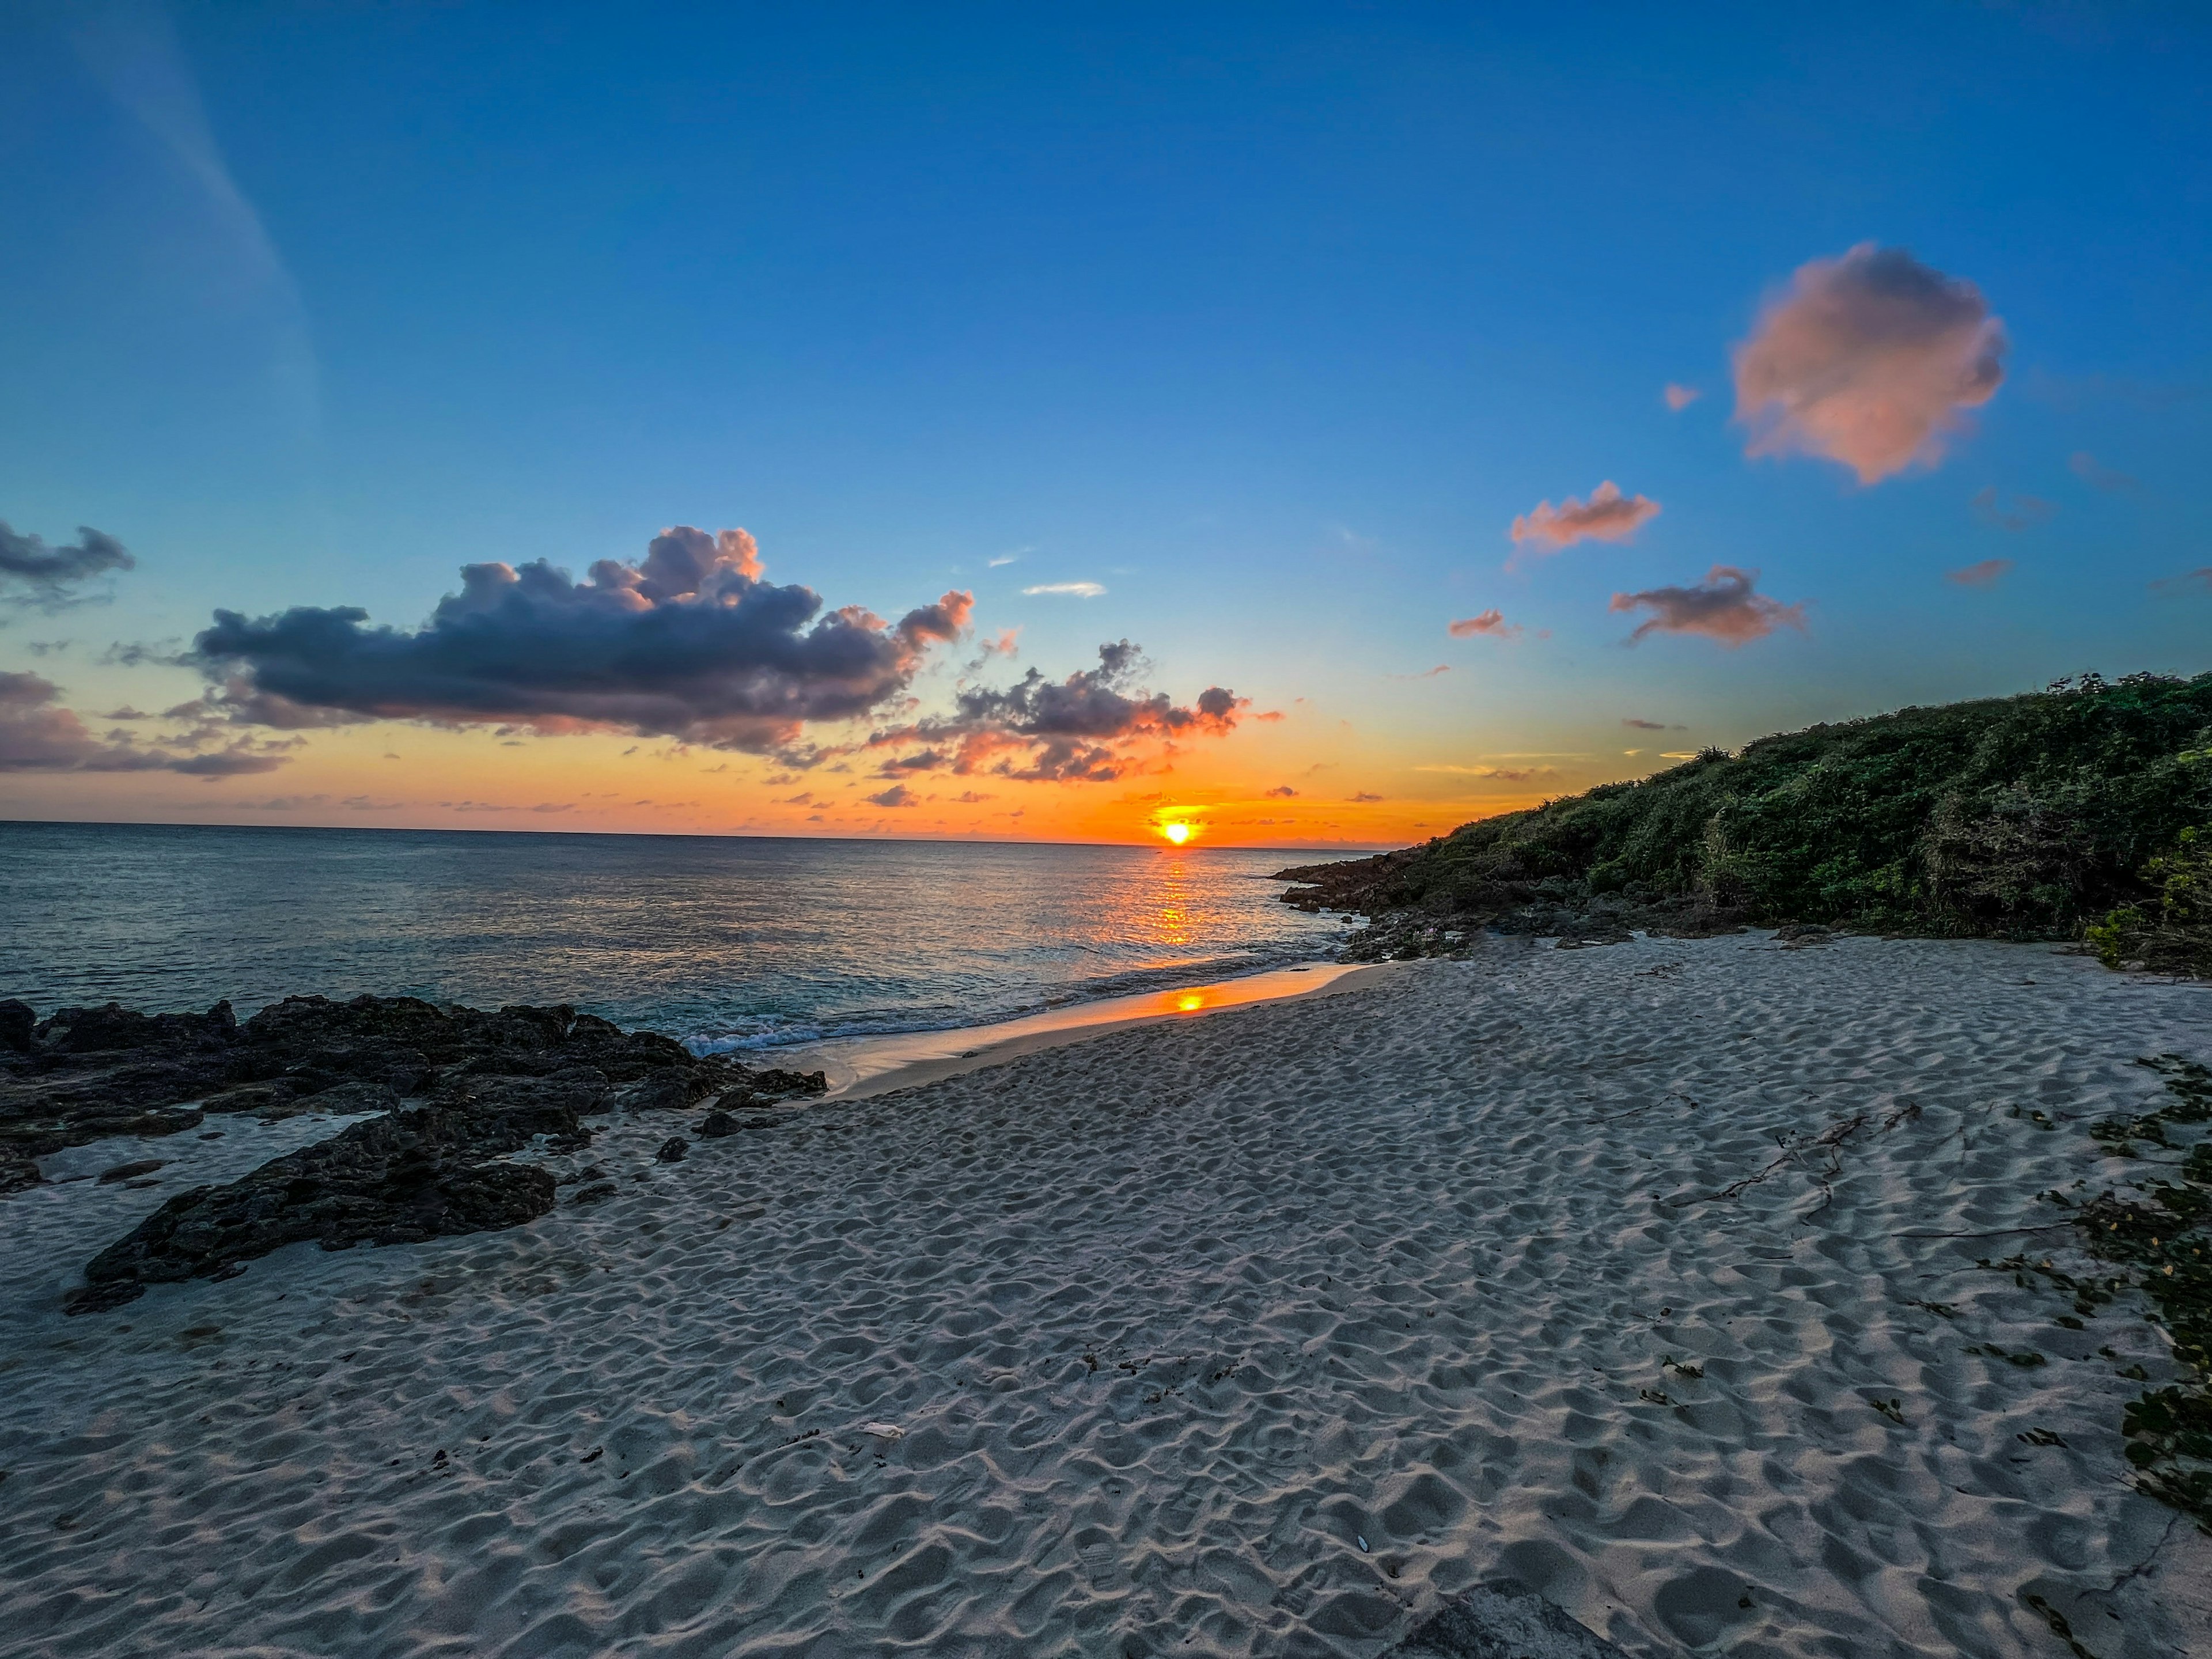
[2,1,2209,849]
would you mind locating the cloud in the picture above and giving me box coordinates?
[1664,384,1702,411]
[1414,763,1545,782]
[192,526,974,752]
[74,4,319,432]
[1971,488,2054,531]
[953,790,995,804]
[1022,582,1106,599]
[2151,569,2212,595]
[1265,785,1298,798]
[1448,609,1523,639]
[2069,451,2140,495]
[987,548,1030,567]
[342,796,405,810]
[1508,483,1660,555]
[1348,791,1384,803]
[1946,558,2014,588]
[1609,566,1806,646]
[0,522,135,608]
[1622,717,1684,731]
[866,784,918,808]
[869,639,1243,783]
[0,671,288,778]
[1389,664,1452,679]
[1732,244,2006,483]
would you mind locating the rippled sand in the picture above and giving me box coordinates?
[3,933,2209,1657]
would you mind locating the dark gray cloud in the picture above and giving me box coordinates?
[865,784,918,808]
[869,640,1245,782]
[192,527,975,752]
[1609,566,1807,647]
[0,522,135,608]
[1622,717,1685,731]
[0,671,287,778]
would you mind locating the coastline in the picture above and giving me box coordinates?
[4,931,2209,1656]
[777,959,1396,1100]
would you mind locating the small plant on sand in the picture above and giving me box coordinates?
[2066,1056,2212,1532]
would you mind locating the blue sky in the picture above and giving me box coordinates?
[2,2,2209,842]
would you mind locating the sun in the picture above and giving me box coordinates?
[1160,820,1195,846]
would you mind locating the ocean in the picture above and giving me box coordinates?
[0,821,1359,1051]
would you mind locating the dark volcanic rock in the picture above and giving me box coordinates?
[5,991,793,1176]
[67,1100,570,1312]
[1,1148,40,1196]
[1382,1580,1634,1658]
[0,1000,35,1054]
[654,1136,688,1162]
[697,1109,737,1138]
[98,1159,165,1184]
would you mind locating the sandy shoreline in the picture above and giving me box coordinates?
[783,960,1394,1099]
[3,932,2210,1657]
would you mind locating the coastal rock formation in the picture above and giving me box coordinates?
[1,992,825,1191]
[0,992,825,1308]
[67,1101,570,1313]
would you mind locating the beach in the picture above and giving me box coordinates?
[3,931,2209,1658]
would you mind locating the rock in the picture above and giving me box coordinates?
[569,1180,618,1205]
[65,1098,572,1313]
[4,991,794,1174]
[97,1159,165,1184]
[1,1149,41,1196]
[747,1066,828,1099]
[1382,1580,1633,1658]
[696,1109,737,1137]
[655,1136,688,1163]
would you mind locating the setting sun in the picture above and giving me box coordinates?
[1160,821,1194,845]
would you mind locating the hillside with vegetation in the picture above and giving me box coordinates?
[1279,671,2212,972]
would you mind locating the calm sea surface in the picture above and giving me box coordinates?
[0,823,1358,1050]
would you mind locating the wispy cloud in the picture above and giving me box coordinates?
[1610,566,1806,646]
[1622,717,1684,731]
[1448,609,1523,639]
[1664,384,1701,411]
[1348,791,1384,802]
[1388,664,1452,679]
[1946,558,2013,588]
[1,670,290,779]
[1733,244,2005,483]
[2151,568,2212,595]
[2069,451,2141,495]
[74,5,320,432]
[1509,483,1660,558]
[1971,487,2054,531]
[1022,581,1106,599]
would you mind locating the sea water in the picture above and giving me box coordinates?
[0,822,1358,1050]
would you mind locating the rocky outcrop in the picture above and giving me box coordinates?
[1,993,825,1188]
[67,1100,574,1313]
[0,992,827,1309]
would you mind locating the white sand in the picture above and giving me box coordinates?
[2,933,2209,1658]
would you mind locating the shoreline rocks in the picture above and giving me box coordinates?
[0,992,825,1311]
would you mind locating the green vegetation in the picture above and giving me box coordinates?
[1282,671,2212,953]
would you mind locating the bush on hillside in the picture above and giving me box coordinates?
[1279,671,2212,947]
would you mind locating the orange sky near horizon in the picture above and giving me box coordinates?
[0,706,1597,850]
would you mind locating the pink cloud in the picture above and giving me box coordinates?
[1971,488,2054,532]
[1448,609,1523,639]
[1509,482,1660,555]
[1946,558,2013,588]
[1609,566,1806,647]
[2069,451,2140,495]
[1733,244,2006,483]
[1664,384,1701,411]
